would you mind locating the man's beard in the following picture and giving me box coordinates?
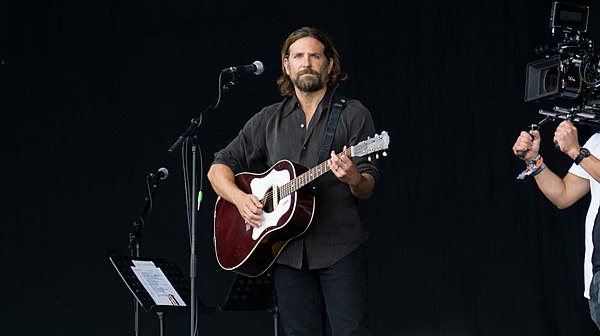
[292,70,327,93]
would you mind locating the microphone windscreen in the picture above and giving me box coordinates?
[253,61,265,75]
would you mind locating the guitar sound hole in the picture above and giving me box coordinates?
[263,189,275,213]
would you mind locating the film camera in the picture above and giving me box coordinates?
[525,2,600,125]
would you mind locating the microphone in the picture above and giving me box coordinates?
[222,60,264,75]
[148,167,169,181]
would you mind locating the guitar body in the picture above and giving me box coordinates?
[213,160,315,277]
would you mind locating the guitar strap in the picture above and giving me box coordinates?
[318,94,347,161]
[311,93,347,193]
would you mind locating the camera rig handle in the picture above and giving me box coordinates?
[516,105,600,158]
[516,116,554,159]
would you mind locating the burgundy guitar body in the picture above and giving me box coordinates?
[213,160,315,277]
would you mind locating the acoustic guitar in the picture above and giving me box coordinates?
[213,131,390,277]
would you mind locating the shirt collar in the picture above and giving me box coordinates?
[282,89,333,118]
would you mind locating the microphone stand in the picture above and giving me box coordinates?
[168,75,236,336]
[128,174,162,336]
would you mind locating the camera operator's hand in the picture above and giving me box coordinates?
[553,120,581,159]
[513,130,540,161]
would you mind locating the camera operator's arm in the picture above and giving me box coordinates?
[513,128,590,209]
[531,168,589,209]
[555,120,600,183]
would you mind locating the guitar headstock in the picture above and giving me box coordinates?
[350,131,390,160]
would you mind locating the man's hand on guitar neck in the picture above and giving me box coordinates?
[328,146,360,183]
[328,146,375,199]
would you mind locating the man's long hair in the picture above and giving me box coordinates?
[277,27,348,97]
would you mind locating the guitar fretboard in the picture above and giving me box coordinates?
[278,147,353,199]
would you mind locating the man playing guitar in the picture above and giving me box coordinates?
[208,27,379,336]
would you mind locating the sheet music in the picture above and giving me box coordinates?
[131,260,187,306]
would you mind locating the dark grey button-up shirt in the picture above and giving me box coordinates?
[212,90,379,269]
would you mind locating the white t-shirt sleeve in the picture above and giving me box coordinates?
[565,132,600,298]
[568,133,600,179]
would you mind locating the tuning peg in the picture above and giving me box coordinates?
[368,156,372,162]
[383,151,387,157]
[375,153,379,159]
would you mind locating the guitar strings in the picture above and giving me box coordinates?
[260,149,351,205]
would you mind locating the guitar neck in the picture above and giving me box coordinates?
[279,147,353,199]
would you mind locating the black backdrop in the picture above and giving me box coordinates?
[4,0,600,335]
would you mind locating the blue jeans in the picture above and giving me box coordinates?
[273,245,370,336]
[589,271,600,330]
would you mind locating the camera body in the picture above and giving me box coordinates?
[525,2,600,112]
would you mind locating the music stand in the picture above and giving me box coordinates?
[110,256,190,336]
[220,272,279,336]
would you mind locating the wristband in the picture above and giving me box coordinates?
[516,154,544,180]
[531,162,546,176]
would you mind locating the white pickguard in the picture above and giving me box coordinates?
[249,168,292,240]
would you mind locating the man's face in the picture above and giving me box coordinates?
[284,37,333,93]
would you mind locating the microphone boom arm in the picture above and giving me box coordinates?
[168,78,235,153]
